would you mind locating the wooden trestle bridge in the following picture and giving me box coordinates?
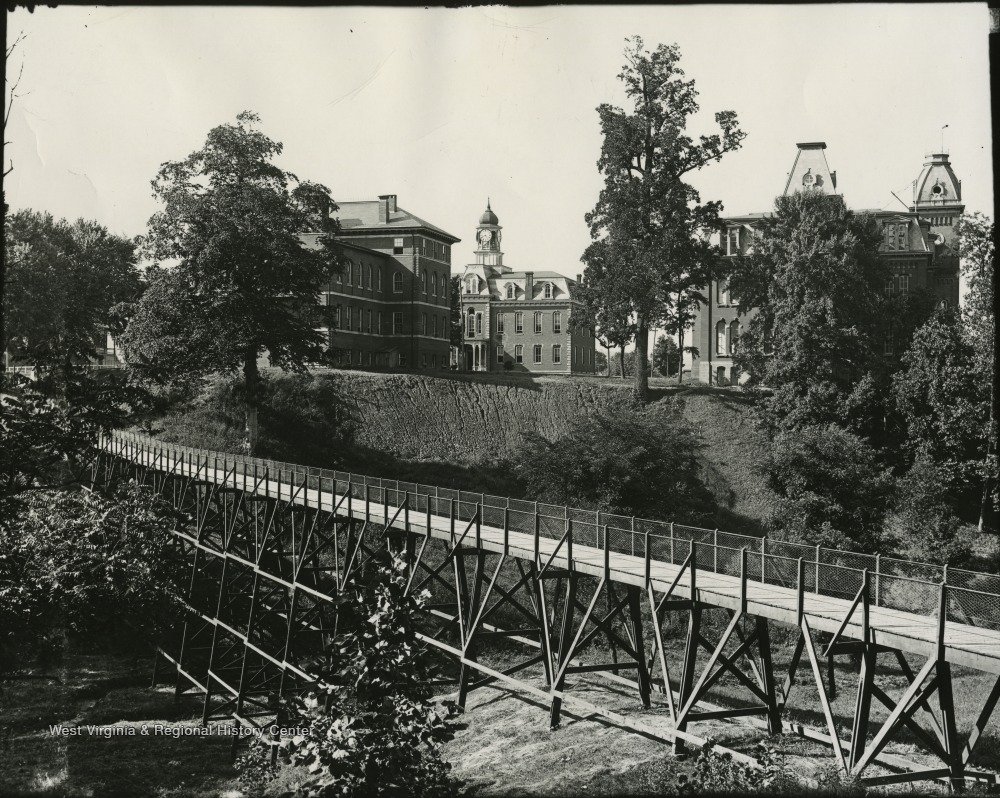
[94,431,1000,790]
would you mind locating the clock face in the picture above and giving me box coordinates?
[478,229,492,247]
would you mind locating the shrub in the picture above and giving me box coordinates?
[239,554,459,798]
[767,424,893,552]
[0,481,186,674]
[511,403,717,524]
[676,742,794,794]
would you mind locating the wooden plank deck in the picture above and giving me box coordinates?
[128,445,1000,676]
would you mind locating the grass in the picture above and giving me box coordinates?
[1,652,241,797]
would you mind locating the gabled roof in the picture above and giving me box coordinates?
[334,200,460,243]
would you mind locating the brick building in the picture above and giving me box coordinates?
[688,142,964,385]
[301,194,460,370]
[457,202,596,375]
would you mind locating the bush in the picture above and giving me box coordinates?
[886,457,972,566]
[511,403,717,524]
[0,481,186,674]
[767,425,893,552]
[239,554,459,798]
[676,742,794,794]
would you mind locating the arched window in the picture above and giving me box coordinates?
[729,320,740,355]
[392,272,403,293]
[543,282,552,299]
[715,320,727,355]
[346,260,354,286]
[533,312,542,333]
[515,344,523,364]
[506,283,515,299]
[377,267,383,292]
[465,276,476,295]
[552,311,561,333]
[466,307,476,338]
[718,281,730,306]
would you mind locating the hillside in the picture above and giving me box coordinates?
[148,369,781,535]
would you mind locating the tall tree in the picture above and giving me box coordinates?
[729,191,887,434]
[4,211,141,378]
[573,253,634,379]
[956,213,996,532]
[449,275,464,350]
[652,333,679,377]
[582,36,745,402]
[2,31,28,377]
[119,111,342,453]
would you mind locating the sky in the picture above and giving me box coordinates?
[4,4,994,279]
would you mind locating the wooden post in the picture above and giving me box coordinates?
[534,504,540,566]
[503,506,510,556]
[740,547,747,615]
[797,558,805,626]
[670,522,675,564]
[644,525,651,587]
[713,529,718,573]
[875,554,881,607]
[815,544,822,594]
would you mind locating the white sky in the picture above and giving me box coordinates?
[4,4,994,278]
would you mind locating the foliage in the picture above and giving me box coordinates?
[593,348,608,374]
[729,191,888,436]
[4,210,142,371]
[580,36,745,402]
[608,349,648,379]
[892,307,990,517]
[0,480,185,674]
[767,424,893,552]
[448,275,464,348]
[676,742,794,794]
[652,334,680,376]
[512,403,717,523]
[119,111,342,453]
[241,555,459,798]
[886,457,971,566]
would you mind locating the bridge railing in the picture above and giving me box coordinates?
[103,430,1000,633]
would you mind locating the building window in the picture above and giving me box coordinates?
[884,331,894,355]
[432,315,438,337]
[515,344,523,364]
[552,311,561,333]
[497,314,505,334]
[533,344,542,364]
[496,345,503,364]
[346,260,354,286]
[718,281,731,306]
[465,276,476,295]
[422,313,427,335]
[377,267,383,292]
[345,306,353,331]
[898,274,909,293]
[716,320,727,355]
[377,311,383,333]
[727,228,740,256]
[543,282,553,299]
[393,312,403,334]
[534,311,542,333]
[515,312,524,334]
[552,344,561,364]
[729,320,740,355]
[393,237,404,255]
[333,305,342,328]
[506,283,515,299]
[444,244,450,260]
[422,353,428,368]
[432,273,438,297]
[393,273,403,293]
[466,308,476,338]
[476,313,482,335]
[572,347,576,364]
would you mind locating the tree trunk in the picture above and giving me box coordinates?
[677,325,684,387]
[605,343,610,378]
[634,319,650,403]
[619,344,626,379]
[243,349,259,456]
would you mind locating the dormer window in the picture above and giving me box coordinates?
[506,283,515,299]
[543,282,553,299]
[465,277,477,295]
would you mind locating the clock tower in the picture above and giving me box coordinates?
[474,200,504,268]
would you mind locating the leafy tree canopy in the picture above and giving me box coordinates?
[729,191,888,434]
[4,210,141,371]
[581,36,745,402]
[119,111,343,452]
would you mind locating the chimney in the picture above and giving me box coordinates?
[378,194,397,222]
[524,272,534,298]
[576,273,582,284]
